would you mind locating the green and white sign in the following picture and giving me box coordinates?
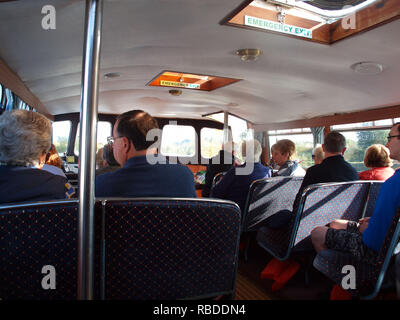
[161,80,200,89]
[244,15,312,39]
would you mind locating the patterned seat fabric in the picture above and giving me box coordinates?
[242,177,303,232]
[0,200,79,300]
[363,181,383,218]
[102,199,241,300]
[313,206,400,298]
[257,182,370,260]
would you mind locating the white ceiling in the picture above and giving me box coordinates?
[0,0,399,126]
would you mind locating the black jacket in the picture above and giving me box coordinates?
[202,150,235,197]
[293,155,359,210]
[0,165,68,204]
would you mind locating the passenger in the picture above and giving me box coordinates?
[311,123,400,265]
[265,131,358,229]
[40,144,67,178]
[95,110,196,197]
[0,110,73,204]
[95,143,120,177]
[202,140,237,198]
[358,144,395,181]
[312,144,324,165]
[271,139,306,177]
[211,139,271,212]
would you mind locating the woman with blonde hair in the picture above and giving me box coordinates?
[358,144,395,181]
[271,139,305,177]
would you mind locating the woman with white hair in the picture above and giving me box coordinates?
[211,139,271,212]
[312,144,324,165]
[0,110,71,204]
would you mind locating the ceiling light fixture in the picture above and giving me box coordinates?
[350,61,384,75]
[236,48,262,62]
[169,89,182,96]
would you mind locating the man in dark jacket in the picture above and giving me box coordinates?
[96,110,196,198]
[202,141,236,197]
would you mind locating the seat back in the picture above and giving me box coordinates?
[313,206,400,299]
[293,181,370,245]
[363,181,384,218]
[257,181,370,260]
[0,200,79,300]
[242,176,303,232]
[99,198,241,300]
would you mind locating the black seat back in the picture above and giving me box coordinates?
[99,198,241,300]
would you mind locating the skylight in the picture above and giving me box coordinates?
[221,0,400,44]
[147,71,240,92]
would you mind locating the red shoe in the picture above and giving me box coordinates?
[330,284,353,300]
[260,258,292,280]
[271,260,301,291]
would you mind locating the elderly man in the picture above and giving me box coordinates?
[311,123,400,264]
[95,110,196,198]
[211,139,271,212]
[0,110,71,204]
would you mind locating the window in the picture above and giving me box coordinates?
[204,112,252,161]
[201,128,224,159]
[52,121,71,155]
[340,129,400,171]
[160,125,196,157]
[269,133,314,169]
[74,121,112,155]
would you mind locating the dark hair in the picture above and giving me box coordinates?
[116,110,159,151]
[324,131,346,153]
[102,143,119,166]
[394,122,400,135]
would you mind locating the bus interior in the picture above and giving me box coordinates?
[0,0,400,301]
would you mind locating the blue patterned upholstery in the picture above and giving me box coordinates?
[0,200,79,300]
[242,177,303,232]
[101,198,241,300]
[313,206,400,299]
[363,181,383,218]
[257,181,370,260]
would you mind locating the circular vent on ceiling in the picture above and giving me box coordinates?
[350,61,384,75]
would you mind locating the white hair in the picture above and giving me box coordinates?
[0,110,52,166]
[241,139,262,163]
[313,144,324,162]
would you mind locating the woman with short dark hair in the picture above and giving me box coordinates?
[358,144,394,181]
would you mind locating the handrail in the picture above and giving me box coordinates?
[77,0,103,300]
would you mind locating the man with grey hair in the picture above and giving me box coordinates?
[0,110,70,204]
[211,139,271,212]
